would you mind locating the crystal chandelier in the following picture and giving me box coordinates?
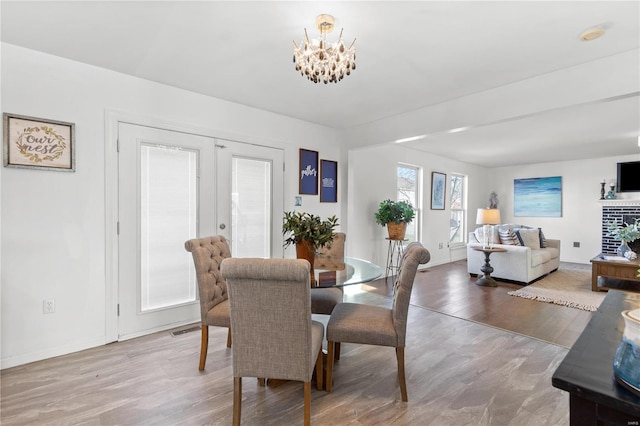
[293,14,356,84]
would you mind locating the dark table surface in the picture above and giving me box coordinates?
[552,290,640,416]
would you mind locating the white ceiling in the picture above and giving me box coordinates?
[2,1,639,167]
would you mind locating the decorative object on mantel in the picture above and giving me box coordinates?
[600,179,606,200]
[605,182,617,200]
[293,14,356,84]
[374,199,415,240]
[606,218,640,257]
[613,308,640,396]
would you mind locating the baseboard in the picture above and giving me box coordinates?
[1,336,106,370]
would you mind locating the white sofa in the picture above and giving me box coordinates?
[467,224,560,284]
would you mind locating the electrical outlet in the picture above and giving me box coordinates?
[438,242,443,249]
[43,299,55,314]
[573,242,580,248]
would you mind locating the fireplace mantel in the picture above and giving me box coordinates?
[599,199,640,207]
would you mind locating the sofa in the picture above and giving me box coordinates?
[467,224,560,284]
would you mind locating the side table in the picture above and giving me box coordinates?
[471,246,506,287]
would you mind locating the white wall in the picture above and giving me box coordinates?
[347,144,487,268]
[0,44,343,369]
[489,154,640,263]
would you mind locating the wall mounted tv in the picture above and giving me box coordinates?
[617,161,640,192]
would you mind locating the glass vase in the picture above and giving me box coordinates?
[616,240,631,257]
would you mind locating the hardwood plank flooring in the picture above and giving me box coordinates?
[1,261,589,425]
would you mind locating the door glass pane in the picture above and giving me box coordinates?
[232,157,271,257]
[140,144,197,311]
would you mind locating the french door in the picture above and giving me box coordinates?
[215,140,284,258]
[117,123,283,339]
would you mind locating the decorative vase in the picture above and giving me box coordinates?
[613,308,640,396]
[616,240,631,257]
[387,222,407,240]
[295,240,316,285]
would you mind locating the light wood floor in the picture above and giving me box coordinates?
[1,261,588,425]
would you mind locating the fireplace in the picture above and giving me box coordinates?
[602,204,640,254]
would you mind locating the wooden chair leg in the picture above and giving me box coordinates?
[303,381,311,426]
[326,341,334,392]
[233,377,242,426]
[199,325,209,371]
[226,327,232,348]
[396,347,408,402]
[315,348,324,390]
[335,342,341,360]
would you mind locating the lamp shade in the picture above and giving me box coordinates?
[476,208,501,225]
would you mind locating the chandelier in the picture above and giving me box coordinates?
[293,14,356,84]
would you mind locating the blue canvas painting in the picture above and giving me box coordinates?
[514,176,562,217]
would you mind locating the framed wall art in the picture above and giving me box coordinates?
[320,159,338,203]
[431,171,446,210]
[514,176,562,217]
[3,113,75,172]
[299,148,318,195]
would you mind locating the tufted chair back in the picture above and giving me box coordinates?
[184,236,232,323]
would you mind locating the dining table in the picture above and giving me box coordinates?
[313,256,383,287]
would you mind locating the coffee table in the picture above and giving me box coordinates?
[590,253,640,292]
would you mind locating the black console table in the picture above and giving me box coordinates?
[552,290,640,425]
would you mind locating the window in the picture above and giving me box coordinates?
[449,173,466,246]
[397,164,420,242]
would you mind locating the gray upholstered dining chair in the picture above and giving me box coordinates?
[184,235,232,371]
[221,258,324,426]
[310,232,346,315]
[325,242,430,402]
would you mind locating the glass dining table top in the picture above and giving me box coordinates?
[313,256,383,287]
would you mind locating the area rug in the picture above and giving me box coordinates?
[508,266,605,312]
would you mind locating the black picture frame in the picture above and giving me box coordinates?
[320,159,338,202]
[299,148,319,195]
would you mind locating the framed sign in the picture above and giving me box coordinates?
[3,113,75,171]
[320,159,338,202]
[299,148,318,195]
[431,171,446,210]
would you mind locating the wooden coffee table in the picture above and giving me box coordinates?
[590,253,640,292]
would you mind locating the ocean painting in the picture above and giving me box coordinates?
[514,176,562,217]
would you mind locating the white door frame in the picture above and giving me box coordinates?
[104,109,285,343]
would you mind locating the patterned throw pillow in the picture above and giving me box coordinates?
[539,228,548,248]
[499,228,520,245]
[515,228,542,249]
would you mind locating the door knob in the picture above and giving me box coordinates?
[219,223,226,230]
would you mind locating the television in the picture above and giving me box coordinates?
[617,161,640,192]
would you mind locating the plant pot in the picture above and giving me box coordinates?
[387,222,407,240]
[295,240,316,285]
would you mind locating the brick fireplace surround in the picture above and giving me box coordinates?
[601,201,640,254]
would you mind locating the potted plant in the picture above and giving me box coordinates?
[606,219,640,257]
[374,199,415,240]
[283,211,339,272]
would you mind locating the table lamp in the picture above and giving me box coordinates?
[476,208,501,249]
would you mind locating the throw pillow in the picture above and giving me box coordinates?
[539,228,548,248]
[499,228,520,245]
[515,228,542,249]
